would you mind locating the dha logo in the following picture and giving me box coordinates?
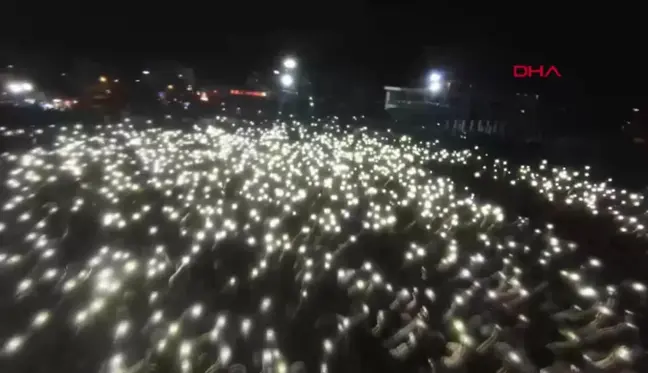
[513,65,562,78]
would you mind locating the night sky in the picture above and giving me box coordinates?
[2,3,646,117]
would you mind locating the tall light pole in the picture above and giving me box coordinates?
[277,56,300,115]
[278,57,298,92]
[425,70,452,104]
[423,70,452,125]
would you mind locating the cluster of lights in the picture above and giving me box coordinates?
[0,115,644,373]
[460,155,648,238]
[279,57,297,89]
[5,81,34,94]
[428,72,443,93]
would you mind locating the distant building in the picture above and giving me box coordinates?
[623,107,648,144]
[197,84,275,113]
[383,82,550,141]
[77,78,127,116]
[141,62,196,91]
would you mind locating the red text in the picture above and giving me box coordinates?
[513,65,562,78]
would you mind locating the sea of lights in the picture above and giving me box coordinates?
[431,149,648,238]
[0,117,644,373]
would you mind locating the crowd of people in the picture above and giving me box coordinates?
[0,113,645,373]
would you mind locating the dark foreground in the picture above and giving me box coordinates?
[0,117,645,373]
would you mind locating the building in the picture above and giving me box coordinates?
[196,85,276,115]
[383,81,548,141]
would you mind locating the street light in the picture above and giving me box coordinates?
[283,58,297,69]
[428,72,442,83]
[276,55,299,98]
[427,71,444,93]
[428,81,442,93]
[142,70,150,75]
[280,74,294,88]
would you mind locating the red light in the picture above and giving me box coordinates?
[230,90,267,97]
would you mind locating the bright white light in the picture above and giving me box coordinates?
[428,72,442,82]
[428,81,442,92]
[6,81,33,94]
[280,74,294,88]
[578,286,597,298]
[283,58,297,69]
[0,92,644,370]
[7,83,22,93]
[142,70,150,75]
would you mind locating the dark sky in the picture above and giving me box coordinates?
[2,2,646,109]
